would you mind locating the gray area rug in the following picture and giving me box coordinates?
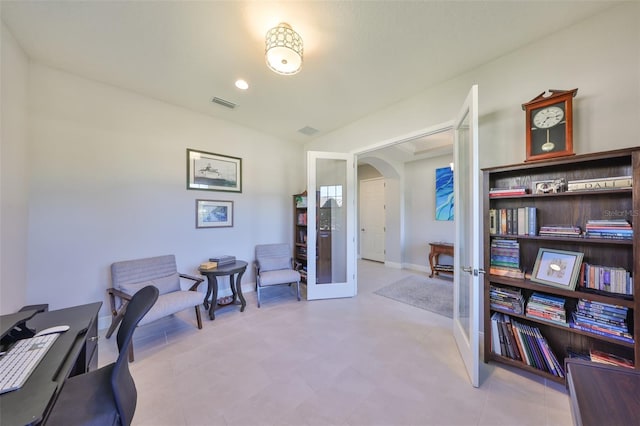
[374,275,453,318]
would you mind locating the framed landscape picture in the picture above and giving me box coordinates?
[187,149,242,192]
[196,199,233,228]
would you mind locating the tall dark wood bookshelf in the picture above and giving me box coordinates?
[293,192,308,283]
[483,147,640,383]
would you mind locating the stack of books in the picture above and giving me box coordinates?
[488,186,528,197]
[490,285,525,314]
[570,299,633,343]
[490,238,524,278]
[209,255,236,266]
[584,219,633,240]
[538,224,582,237]
[490,238,520,269]
[581,263,633,296]
[589,349,634,369]
[525,293,567,326]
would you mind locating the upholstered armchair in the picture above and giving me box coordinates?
[254,243,301,307]
[106,255,204,361]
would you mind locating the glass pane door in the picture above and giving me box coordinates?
[306,152,356,299]
[453,85,481,387]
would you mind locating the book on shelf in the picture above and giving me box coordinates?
[570,299,633,343]
[511,319,564,377]
[489,207,537,236]
[567,175,632,192]
[580,263,633,296]
[490,238,520,269]
[525,292,568,326]
[489,266,525,279]
[297,212,307,225]
[589,349,635,369]
[489,186,529,197]
[538,224,582,237]
[496,313,522,361]
[584,219,633,240]
[490,285,525,314]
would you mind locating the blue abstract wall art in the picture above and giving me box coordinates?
[435,166,454,221]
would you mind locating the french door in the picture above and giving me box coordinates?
[305,151,356,299]
[453,85,482,387]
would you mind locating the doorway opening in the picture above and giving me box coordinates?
[355,125,455,274]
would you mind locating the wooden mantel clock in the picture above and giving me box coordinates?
[522,88,578,161]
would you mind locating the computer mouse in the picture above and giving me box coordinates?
[34,325,70,337]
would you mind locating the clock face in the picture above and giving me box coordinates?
[533,106,564,129]
[530,102,567,156]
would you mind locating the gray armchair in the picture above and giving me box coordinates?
[255,243,301,307]
[106,255,204,361]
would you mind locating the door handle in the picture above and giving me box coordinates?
[462,266,486,276]
[361,228,365,231]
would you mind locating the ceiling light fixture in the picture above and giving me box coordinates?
[235,79,249,90]
[265,22,303,75]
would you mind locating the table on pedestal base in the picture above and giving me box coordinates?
[198,260,248,320]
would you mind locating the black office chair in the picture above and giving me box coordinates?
[46,285,159,426]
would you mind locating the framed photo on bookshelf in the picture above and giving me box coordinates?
[187,148,242,192]
[196,199,233,228]
[531,248,583,290]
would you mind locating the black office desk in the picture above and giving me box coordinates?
[0,302,101,426]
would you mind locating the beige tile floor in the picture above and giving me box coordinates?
[98,260,572,426]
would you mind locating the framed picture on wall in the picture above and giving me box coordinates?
[435,166,454,221]
[196,199,234,228]
[187,149,242,192]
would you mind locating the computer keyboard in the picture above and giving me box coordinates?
[0,334,59,394]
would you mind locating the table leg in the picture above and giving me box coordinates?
[429,250,438,278]
[203,276,212,310]
[209,276,219,320]
[235,268,247,312]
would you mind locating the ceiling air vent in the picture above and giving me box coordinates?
[211,97,237,109]
[298,126,319,136]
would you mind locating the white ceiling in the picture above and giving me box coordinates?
[1,1,616,147]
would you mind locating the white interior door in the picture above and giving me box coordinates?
[306,151,356,300]
[359,178,385,262]
[453,85,481,387]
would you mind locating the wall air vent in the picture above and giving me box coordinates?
[298,126,319,136]
[211,97,237,109]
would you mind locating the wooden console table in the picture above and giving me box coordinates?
[566,359,640,426]
[428,242,454,278]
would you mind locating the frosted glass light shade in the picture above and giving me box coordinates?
[265,23,303,75]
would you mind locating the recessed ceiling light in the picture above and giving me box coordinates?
[235,79,249,90]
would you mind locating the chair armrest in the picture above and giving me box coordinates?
[254,261,261,275]
[107,287,132,301]
[180,273,205,291]
[106,287,131,317]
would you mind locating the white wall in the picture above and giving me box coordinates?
[404,156,454,272]
[1,24,30,313]
[306,3,640,168]
[18,63,302,318]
